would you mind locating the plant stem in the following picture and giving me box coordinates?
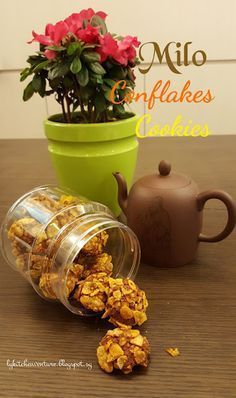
[61,97,68,123]
[88,101,92,122]
[72,76,88,122]
[65,95,71,123]
[93,107,97,123]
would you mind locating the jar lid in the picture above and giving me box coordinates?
[139,160,191,190]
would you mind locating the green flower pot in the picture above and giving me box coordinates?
[44,114,139,215]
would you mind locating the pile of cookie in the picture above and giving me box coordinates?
[7,193,150,374]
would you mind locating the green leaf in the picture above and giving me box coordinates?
[83,43,98,49]
[20,67,29,76]
[80,85,94,100]
[104,87,113,102]
[27,55,45,66]
[95,93,107,112]
[104,60,114,70]
[33,60,50,72]
[48,63,70,79]
[104,78,116,88]
[63,76,74,90]
[49,77,61,89]
[76,65,89,87]
[23,81,35,101]
[109,66,126,79]
[119,87,132,100]
[126,79,135,89]
[90,15,107,35]
[38,78,46,97]
[127,67,135,81]
[82,50,100,63]
[90,72,103,85]
[88,62,106,75]
[115,35,124,41]
[70,56,82,74]
[20,68,31,82]
[114,110,132,120]
[113,104,126,115]
[32,75,42,92]
[46,45,66,52]
[67,42,82,55]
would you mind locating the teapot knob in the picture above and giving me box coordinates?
[158,160,171,176]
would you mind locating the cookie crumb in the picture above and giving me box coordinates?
[165,347,180,357]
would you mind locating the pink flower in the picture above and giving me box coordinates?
[64,8,107,38]
[97,33,118,62]
[53,21,69,45]
[28,21,69,46]
[79,8,97,21]
[96,11,107,20]
[64,8,107,32]
[28,31,52,46]
[78,8,107,21]
[27,9,140,68]
[45,23,55,36]
[44,49,57,59]
[28,8,108,47]
[97,34,140,66]
[64,13,83,33]
[76,24,100,44]
[115,36,140,65]
[119,36,140,50]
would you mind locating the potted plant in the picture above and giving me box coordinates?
[21,8,140,215]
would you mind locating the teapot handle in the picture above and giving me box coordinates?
[197,190,236,242]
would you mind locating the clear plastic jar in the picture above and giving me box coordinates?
[0,185,140,315]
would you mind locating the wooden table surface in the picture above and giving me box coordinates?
[0,137,236,398]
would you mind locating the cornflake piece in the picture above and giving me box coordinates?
[11,240,27,257]
[73,272,110,312]
[77,252,113,278]
[29,254,47,280]
[8,218,45,246]
[59,195,79,206]
[15,253,28,272]
[31,193,62,212]
[81,231,109,256]
[64,263,84,297]
[97,327,150,374]
[39,272,58,299]
[165,347,180,357]
[102,278,148,327]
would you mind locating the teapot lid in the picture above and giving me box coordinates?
[139,160,191,190]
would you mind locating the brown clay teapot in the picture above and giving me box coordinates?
[113,160,236,267]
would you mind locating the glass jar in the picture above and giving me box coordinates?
[0,185,140,315]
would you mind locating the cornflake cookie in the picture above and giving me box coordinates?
[28,254,48,281]
[76,252,113,278]
[39,272,58,299]
[73,272,110,312]
[63,263,84,297]
[15,253,28,273]
[102,278,148,327]
[8,217,45,246]
[97,327,150,374]
[30,193,62,212]
[81,231,109,256]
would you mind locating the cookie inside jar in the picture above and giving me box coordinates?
[1,185,140,316]
[48,214,140,315]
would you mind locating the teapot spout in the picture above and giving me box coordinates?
[113,172,128,215]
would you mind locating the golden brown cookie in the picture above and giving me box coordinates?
[73,272,110,312]
[97,327,150,374]
[102,278,148,327]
